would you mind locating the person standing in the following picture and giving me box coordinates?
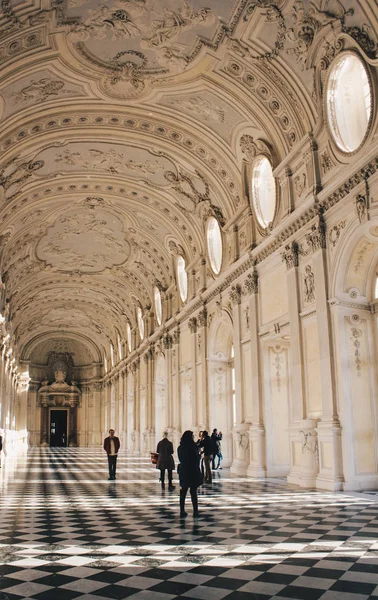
[156,432,175,490]
[178,430,202,518]
[103,429,120,480]
[211,428,223,469]
[200,430,212,483]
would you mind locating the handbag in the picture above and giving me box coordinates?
[150,452,158,465]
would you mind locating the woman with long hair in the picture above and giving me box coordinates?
[177,430,202,518]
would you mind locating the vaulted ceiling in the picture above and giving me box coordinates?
[0,0,368,367]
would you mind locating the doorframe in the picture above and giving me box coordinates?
[49,408,69,447]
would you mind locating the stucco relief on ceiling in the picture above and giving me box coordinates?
[0,70,86,119]
[158,91,246,141]
[60,0,239,86]
[34,142,177,186]
[36,208,130,272]
[26,308,93,332]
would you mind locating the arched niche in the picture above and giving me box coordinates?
[207,311,234,467]
[330,216,378,490]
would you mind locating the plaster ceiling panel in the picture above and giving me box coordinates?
[157,91,246,142]
[34,142,177,185]
[63,0,240,79]
[36,207,130,272]
[0,70,86,120]
[27,308,92,332]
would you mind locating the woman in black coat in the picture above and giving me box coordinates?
[178,430,202,518]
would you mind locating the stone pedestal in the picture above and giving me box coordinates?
[230,423,250,475]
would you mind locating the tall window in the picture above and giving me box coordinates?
[154,286,162,326]
[137,305,144,340]
[326,53,371,153]
[177,255,188,302]
[230,345,236,426]
[110,343,115,368]
[104,353,108,373]
[251,156,276,229]
[117,333,123,360]
[207,217,223,275]
[127,322,132,352]
[374,277,378,299]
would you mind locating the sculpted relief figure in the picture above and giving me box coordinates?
[73,5,140,41]
[167,96,225,123]
[0,157,44,200]
[12,78,65,104]
[304,265,315,304]
[142,1,213,48]
[54,147,161,176]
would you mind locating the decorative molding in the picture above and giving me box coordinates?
[197,307,207,327]
[329,220,346,248]
[355,194,368,223]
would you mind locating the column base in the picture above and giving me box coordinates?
[316,418,344,491]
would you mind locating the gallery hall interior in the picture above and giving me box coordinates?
[2,0,378,598]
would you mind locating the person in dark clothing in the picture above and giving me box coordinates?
[211,428,223,469]
[199,430,212,483]
[178,430,203,518]
[156,432,175,490]
[103,429,120,480]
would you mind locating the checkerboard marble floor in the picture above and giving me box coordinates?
[1,449,378,600]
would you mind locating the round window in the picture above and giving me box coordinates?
[126,322,132,352]
[326,53,371,153]
[251,156,276,229]
[177,255,188,302]
[207,217,222,275]
[137,306,144,340]
[154,286,162,326]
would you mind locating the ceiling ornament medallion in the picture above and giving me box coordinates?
[36,207,130,273]
[55,0,246,97]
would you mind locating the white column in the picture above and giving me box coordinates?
[244,269,267,478]
[229,285,249,475]
[306,218,344,491]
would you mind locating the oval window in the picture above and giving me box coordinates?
[126,322,132,352]
[137,306,144,340]
[177,255,188,302]
[154,286,162,326]
[251,156,276,229]
[207,217,223,275]
[326,53,371,153]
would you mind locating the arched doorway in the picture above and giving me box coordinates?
[208,312,234,467]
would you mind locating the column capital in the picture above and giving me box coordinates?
[244,268,258,295]
[281,241,299,270]
[197,307,207,327]
[188,317,197,334]
[229,284,242,306]
[306,213,326,253]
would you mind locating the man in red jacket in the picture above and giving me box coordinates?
[103,429,120,480]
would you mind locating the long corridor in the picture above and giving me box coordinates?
[1,449,378,599]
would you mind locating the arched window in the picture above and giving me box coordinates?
[251,156,276,229]
[207,217,223,275]
[127,322,132,352]
[137,305,144,340]
[326,52,371,153]
[154,286,162,326]
[104,353,108,373]
[177,255,188,302]
[110,343,115,368]
[117,333,123,361]
[374,277,378,299]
